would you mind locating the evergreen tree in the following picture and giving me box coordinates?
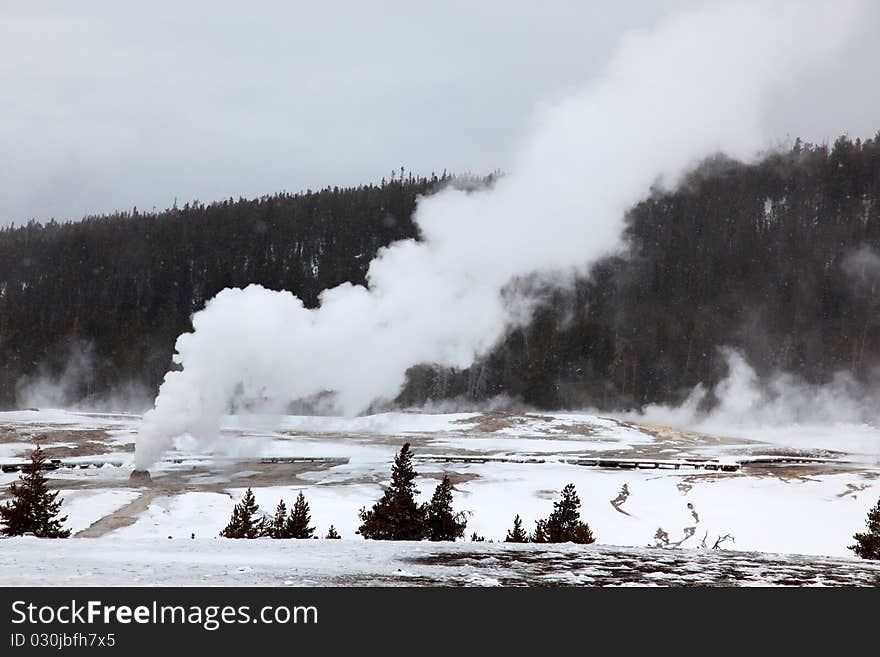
[531,519,548,544]
[270,499,289,539]
[470,532,486,542]
[220,504,243,539]
[220,487,264,538]
[325,525,341,539]
[849,498,880,560]
[0,445,70,538]
[533,484,595,544]
[425,475,467,541]
[357,443,426,540]
[505,514,528,543]
[286,491,315,539]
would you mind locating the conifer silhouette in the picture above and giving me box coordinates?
[220,487,264,538]
[532,484,595,544]
[505,514,528,543]
[849,498,880,560]
[425,475,467,541]
[0,445,70,538]
[270,499,289,538]
[358,443,426,540]
[287,491,315,539]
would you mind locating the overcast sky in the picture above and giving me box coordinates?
[1,0,878,226]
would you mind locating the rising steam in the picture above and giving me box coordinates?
[135,0,872,468]
[633,348,880,456]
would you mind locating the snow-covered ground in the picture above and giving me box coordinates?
[2,537,879,587]
[1,408,879,585]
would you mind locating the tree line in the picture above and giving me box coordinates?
[3,136,880,411]
[400,134,880,408]
[0,172,453,407]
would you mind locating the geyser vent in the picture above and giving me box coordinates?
[130,469,152,483]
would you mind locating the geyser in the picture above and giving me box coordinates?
[130,469,152,483]
[134,0,874,469]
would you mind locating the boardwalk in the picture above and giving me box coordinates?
[0,456,348,473]
[414,454,842,472]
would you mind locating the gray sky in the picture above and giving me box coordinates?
[1,0,878,226]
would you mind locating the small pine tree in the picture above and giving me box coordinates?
[270,499,289,539]
[0,445,70,538]
[505,514,528,543]
[470,532,486,542]
[425,475,467,541]
[220,504,243,538]
[357,443,426,540]
[534,484,595,544]
[325,525,341,539]
[286,491,315,539]
[220,488,264,538]
[531,518,548,543]
[849,498,880,560]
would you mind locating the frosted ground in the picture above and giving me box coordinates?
[0,409,879,586]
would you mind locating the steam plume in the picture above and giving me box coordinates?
[634,348,880,456]
[135,0,871,468]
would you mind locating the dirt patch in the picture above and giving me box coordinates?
[203,460,345,489]
[29,442,112,459]
[413,469,481,486]
[740,463,860,480]
[756,446,847,459]
[625,421,755,447]
[9,429,114,454]
[455,411,556,433]
[7,428,135,460]
[552,423,599,437]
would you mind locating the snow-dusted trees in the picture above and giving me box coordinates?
[0,445,70,538]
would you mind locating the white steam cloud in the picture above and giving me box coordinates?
[135,0,873,468]
[633,348,880,456]
[17,342,153,413]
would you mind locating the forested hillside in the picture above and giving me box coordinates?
[0,172,442,407]
[1,136,879,411]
